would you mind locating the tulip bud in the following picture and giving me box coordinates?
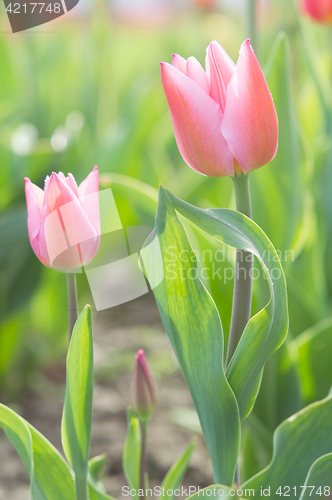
[132,350,157,422]
[161,40,278,177]
[300,0,332,23]
[24,167,100,271]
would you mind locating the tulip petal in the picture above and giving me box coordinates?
[39,173,98,269]
[65,173,79,197]
[185,56,210,94]
[161,62,234,177]
[171,53,187,73]
[206,41,235,111]
[221,40,278,173]
[78,166,100,236]
[24,178,46,264]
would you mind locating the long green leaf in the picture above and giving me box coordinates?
[61,305,94,480]
[252,339,303,434]
[141,187,240,485]
[87,454,118,499]
[28,425,76,500]
[165,188,289,420]
[243,397,332,499]
[123,407,141,500]
[291,316,332,403]
[300,454,332,500]
[89,454,108,493]
[161,439,195,500]
[89,486,117,500]
[0,403,75,500]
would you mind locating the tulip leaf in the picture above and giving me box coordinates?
[243,397,332,498]
[252,339,303,434]
[88,487,118,500]
[0,403,75,500]
[300,454,332,500]
[88,454,117,500]
[291,316,332,403]
[123,407,141,499]
[161,438,196,499]
[161,188,288,421]
[141,186,240,486]
[89,454,108,493]
[61,305,94,481]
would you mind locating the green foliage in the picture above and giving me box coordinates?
[151,187,289,421]
[161,439,196,500]
[291,317,332,403]
[61,304,94,487]
[0,403,75,499]
[2,4,332,497]
[89,453,108,492]
[88,454,117,500]
[123,407,141,499]
[141,187,241,485]
[243,397,332,499]
[300,454,332,500]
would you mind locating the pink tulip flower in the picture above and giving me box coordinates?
[24,167,100,271]
[301,0,332,22]
[161,40,278,177]
[132,349,157,422]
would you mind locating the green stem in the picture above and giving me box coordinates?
[75,473,89,500]
[226,174,253,367]
[66,273,78,340]
[246,0,258,54]
[139,421,147,498]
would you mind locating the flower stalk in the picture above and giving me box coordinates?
[226,174,253,367]
[139,421,147,497]
[75,472,89,500]
[66,273,79,340]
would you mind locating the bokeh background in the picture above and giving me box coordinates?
[1,0,332,497]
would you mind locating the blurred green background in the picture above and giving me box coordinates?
[1,0,332,485]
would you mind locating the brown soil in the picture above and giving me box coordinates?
[0,293,213,499]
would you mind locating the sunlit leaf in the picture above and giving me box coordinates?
[161,188,289,421]
[300,454,332,500]
[243,397,332,498]
[291,317,332,403]
[161,439,195,500]
[61,305,94,483]
[0,403,75,500]
[141,187,240,485]
[123,407,141,500]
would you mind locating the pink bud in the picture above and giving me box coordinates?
[160,40,278,177]
[132,350,157,422]
[24,167,100,271]
[301,0,332,22]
